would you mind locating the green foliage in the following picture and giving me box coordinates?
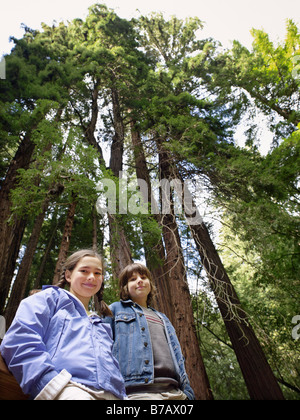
[1,4,300,398]
[10,119,101,219]
[208,19,300,143]
[217,220,300,398]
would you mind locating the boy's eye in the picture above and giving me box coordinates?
[129,275,147,282]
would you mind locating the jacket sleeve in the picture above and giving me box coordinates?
[0,289,62,399]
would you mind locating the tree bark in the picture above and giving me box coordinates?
[158,146,213,400]
[190,220,285,400]
[33,209,59,289]
[108,88,133,280]
[0,134,35,313]
[177,171,285,400]
[77,82,133,278]
[4,206,48,328]
[52,198,77,285]
[130,125,173,320]
[4,183,65,327]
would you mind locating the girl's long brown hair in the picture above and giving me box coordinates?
[56,249,113,317]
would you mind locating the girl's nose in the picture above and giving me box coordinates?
[88,272,95,281]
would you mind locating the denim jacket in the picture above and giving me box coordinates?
[0,287,126,400]
[106,300,195,400]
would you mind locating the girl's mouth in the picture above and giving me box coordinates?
[82,283,95,288]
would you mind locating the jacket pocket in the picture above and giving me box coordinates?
[47,315,69,360]
[115,312,136,335]
[114,313,137,377]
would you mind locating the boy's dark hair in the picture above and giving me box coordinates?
[119,263,157,307]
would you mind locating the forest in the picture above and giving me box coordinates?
[0,2,299,400]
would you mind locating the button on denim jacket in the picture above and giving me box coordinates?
[105,300,195,400]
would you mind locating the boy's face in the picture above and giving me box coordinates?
[65,256,103,309]
[127,271,151,307]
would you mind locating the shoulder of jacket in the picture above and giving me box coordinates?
[40,286,66,300]
[25,286,69,306]
[12,287,66,321]
[110,301,124,310]
[22,285,58,301]
[110,300,135,313]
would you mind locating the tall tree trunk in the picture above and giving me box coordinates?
[0,134,34,267]
[92,205,102,252]
[0,109,62,313]
[0,219,26,316]
[158,145,213,400]
[108,87,133,280]
[52,198,77,285]
[190,220,284,400]
[0,134,35,313]
[33,208,59,289]
[110,88,125,177]
[74,82,132,278]
[84,84,105,164]
[4,206,48,328]
[130,125,173,320]
[4,183,65,327]
[176,171,285,400]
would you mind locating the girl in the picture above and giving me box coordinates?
[106,263,195,400]
[0,249,126,400]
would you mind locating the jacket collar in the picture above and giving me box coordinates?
[42,285,101,319]
[120,299,155,311]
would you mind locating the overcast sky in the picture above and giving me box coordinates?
[1,0,300,56]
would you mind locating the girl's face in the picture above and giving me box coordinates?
[65,256,103,310]
[127,271,151,307]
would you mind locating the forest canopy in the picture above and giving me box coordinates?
[0,3,299,399]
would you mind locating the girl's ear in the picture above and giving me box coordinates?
[65,270,72,284]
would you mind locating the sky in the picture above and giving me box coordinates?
[1,0,300,57]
